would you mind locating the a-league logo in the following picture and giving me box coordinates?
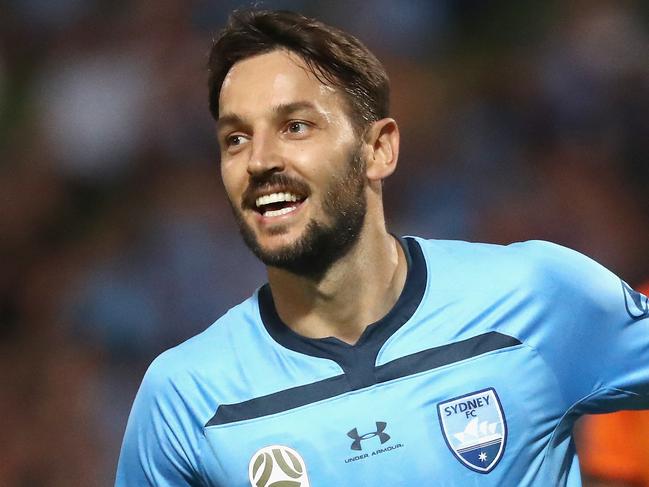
[248,445,310,487]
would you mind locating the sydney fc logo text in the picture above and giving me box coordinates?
[437,387,507,473]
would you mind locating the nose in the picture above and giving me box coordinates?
[247,130,285,177]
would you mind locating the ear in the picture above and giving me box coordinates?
[364,118,400,182]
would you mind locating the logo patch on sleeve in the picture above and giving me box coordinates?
[621,280,649,320]
[437,388,507,474]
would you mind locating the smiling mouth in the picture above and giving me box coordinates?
[254,191,307,218]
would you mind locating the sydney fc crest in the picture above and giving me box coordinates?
[437,388,507,473]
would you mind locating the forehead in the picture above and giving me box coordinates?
[218,49,345,118]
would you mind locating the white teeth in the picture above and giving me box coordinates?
[263,206,297,217]
[255,192,300,208]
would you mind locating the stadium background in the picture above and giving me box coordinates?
[1,0,648,484]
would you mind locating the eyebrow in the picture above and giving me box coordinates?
[272,101,319,118]
[216,114,243,134]
[216,101,321,131]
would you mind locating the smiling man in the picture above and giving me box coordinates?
[216,44,403,344]
[218,51,381,279]
[115,10,649,487]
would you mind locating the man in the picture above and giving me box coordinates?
[116,10,649,486]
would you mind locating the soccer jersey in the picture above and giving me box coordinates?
[115,237,649,486]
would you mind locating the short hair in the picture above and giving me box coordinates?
[207,9,390,132]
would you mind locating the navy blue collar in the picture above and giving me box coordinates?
[258,237,427,380]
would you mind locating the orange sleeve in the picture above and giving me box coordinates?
[579,411,649,484]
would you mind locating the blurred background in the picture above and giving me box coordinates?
[1,0,648,485]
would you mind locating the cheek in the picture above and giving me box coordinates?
[312,147,351,182]
[220,160,243,201]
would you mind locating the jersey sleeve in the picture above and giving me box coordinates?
[513,241,649,414]
[115,354,203,486]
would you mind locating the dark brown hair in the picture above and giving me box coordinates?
[207,9,390,132]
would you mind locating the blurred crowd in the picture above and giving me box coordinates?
[1,0,648,484]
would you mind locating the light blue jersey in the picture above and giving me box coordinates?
[116,237,649,486]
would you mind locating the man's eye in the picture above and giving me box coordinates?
[286,121,309,134]
[226,134,246,146]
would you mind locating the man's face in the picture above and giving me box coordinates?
[217,50,367,278]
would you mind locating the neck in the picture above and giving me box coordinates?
[266,222,407,345]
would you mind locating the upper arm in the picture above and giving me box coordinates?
[115,356,202,486]
[512,241,649,412]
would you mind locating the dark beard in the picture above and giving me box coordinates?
[231,145,367,281]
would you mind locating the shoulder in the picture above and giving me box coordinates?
[410,236,618,309]
[412,236,608,278]
[505,240,621,309]
[409,236,560,283]
[142,291,263,395]
[119,292,267,478]
[413,235,583,269]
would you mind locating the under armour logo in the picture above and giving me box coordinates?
[347,422,390,451]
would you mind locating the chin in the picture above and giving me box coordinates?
[255,222,307,248]
[255,239,299,260]
[244,217,364,280]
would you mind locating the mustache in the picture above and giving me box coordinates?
[241,173,311,209]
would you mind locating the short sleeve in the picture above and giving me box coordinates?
[512,241,649,413]
[115,355,202,486]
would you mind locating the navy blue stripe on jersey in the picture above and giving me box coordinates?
[206,331,520,426]
[207,374,349,427]
[375,331,521,383]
